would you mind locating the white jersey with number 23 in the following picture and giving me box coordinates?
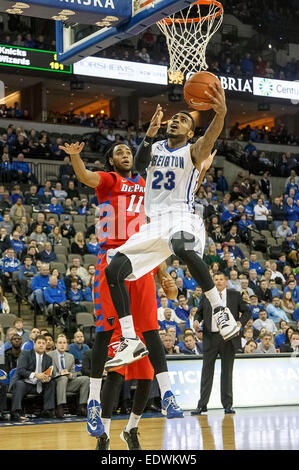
[144,140,203,218]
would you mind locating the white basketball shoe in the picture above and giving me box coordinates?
[104,337,148,371]
[213,307,240,341]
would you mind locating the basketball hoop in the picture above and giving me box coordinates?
[156,0,223,83]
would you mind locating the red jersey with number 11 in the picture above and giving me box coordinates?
[94,171,146,249]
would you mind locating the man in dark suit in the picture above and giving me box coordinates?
[180,333,203,355]
[191,272,251,415]
[9,334,55,421]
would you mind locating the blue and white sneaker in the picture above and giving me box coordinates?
[87,400,105,437]
[161,391,184,419]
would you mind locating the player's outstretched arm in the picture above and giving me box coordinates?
[157,261,178,301]
[190,82,226,170]
[134,104,163,173]
[59,142,100,188]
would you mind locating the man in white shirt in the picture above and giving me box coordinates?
[270,262,286,284]
[227,270,241,292]
[9,335,55,421]
[276,220,292,239]
[254,198,269,231]
[157,295,181,323]
[253,310,277,334]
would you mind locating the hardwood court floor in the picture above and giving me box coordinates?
[0,406,298,450]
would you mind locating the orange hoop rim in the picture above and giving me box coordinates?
[157,0,223,25]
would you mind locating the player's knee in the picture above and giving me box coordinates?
[105,252,132,287]
[106,371,123,385]
[170,231,196,260]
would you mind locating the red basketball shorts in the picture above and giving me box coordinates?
[93,248,158,334]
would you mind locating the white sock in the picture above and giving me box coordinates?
[125,412,141,432]
[88,378,102,404]
[101,418,111,438]
[205,286,224,311]
[119,316,136,339]
[156,372,172,398]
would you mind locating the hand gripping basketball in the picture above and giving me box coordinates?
[146,104,164,138]
[200,82,227,116]
[59,141,85,156]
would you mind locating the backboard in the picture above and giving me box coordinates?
[0,0,194,65]
[56,0,195,64]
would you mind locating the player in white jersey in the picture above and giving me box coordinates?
[105,82,240,370]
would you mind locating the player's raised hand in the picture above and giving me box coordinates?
[198,81,227,117]
[146,104,163,138]
[59,141,85,156]
[203,149,217,171]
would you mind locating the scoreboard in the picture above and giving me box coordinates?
[0,45,72,74]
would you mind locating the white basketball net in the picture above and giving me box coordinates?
[156,1,223,84]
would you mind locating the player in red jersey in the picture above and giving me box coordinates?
[59,141,184,445]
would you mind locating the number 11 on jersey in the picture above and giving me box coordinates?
[127,195,143,213]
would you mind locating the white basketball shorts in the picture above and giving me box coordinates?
[107,211,206,280]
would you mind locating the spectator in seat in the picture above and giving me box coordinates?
[10,197,26,224]
[283,280,299,305]
[0,247,20,292]
[158,309,182,338]
[48,197,64,215]
[24,185,41,207]
[176,277,187,298]
[67,278,86,309]
[59,156,75,189]
[12,153,35,184]
[18,255,37,298]
[66,257,89,286]
[266,296,290,323]
[63,198,78,216]
[39,241,57,263]
[21,327,41,351]
[162,333,180,354]
[44,275,68,318]
[183,267,197,292]
[276,219,292,239]
[228,238,244,261]
[280,330,299,353]
[29,263,50,313]
[256,331,277,354]
[13,317,30,344]
[157,295,180,322]
[68,331,90,364]
[282,234,298,267]
[10,230,25,255]
[51,137,65,158]
[0,284,9,313]
[259,279,272,305]
[167,258,184,279]
[253,310,277,334]
[65,265,84,291]
[281,291,296,320]
[259,171,272,198]
[4,333,22,374]
[243,339,258,354]
[9,334,55,422]
[186,306,199,330]
[47,334,89,419]
[48,226,63,247]
[274,320,289,349]
[180,333,202,355]
[38,180,54,203]
[60,215,76,239]
[53,182,67,205]
[271,197,285,232]
[29,224,48,248]
[138,47,150,63]
[0,213,14,235]
[216,169,228,194]
[86,233,100,255]
[77,198,90,216]
[175,294,191,322]
[224,225,241,244]
[249,254,264,276]
[44,332,55,353]
[241,326,254,348]
[227,270,241,292]
[221,203,239,224]
[240,278,255,299]
[29,212,49,236]
[66,180,80,201]
[254,198,269,231]
[71,232,88,256]
[187,286,202,308]
[0,227,11,255]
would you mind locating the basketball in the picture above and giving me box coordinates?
[184,71,221,111]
